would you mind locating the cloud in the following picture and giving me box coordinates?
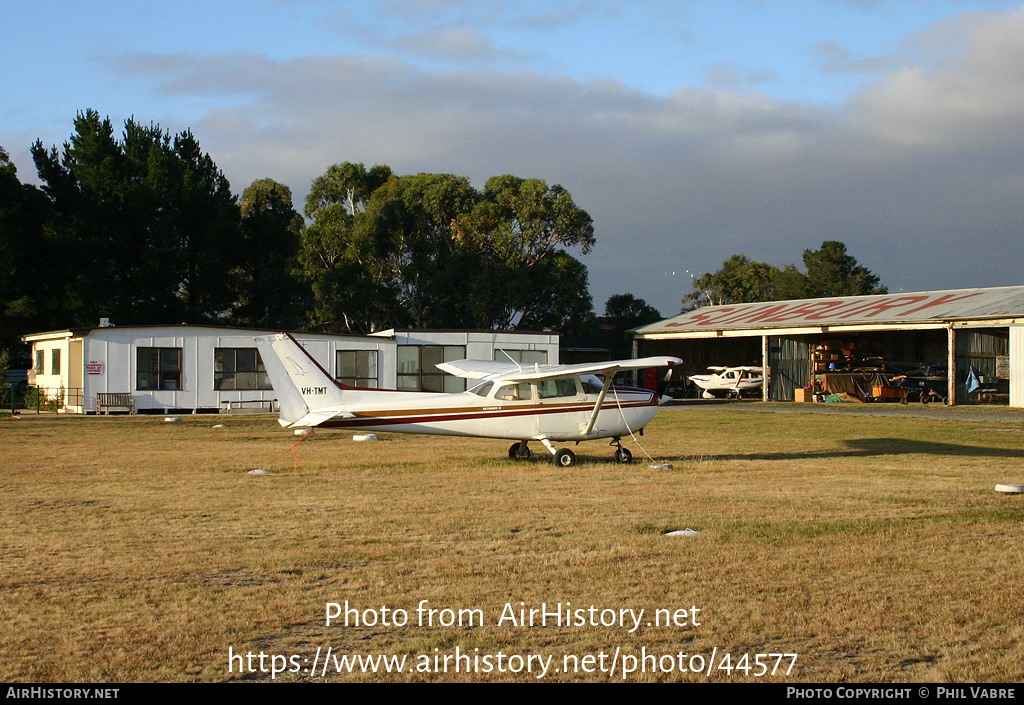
[102,6,1024,314]
[704,62,779,90]
[850,8,1024,147]
[812,41,906,75]
[390,25,541,63]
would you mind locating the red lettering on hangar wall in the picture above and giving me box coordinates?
[664,292,984,328]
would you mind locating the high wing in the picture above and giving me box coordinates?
[434,359,524,380]
[437,356,680,382]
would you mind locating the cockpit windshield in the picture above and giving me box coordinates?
[469,381,493,397]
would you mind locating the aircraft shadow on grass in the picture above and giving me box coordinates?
[672,438,1024,463]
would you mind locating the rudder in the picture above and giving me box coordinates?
[255,333,347,425]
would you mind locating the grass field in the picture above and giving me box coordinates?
[2,406,1022,682]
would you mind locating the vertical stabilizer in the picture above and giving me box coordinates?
[255,333,347,426]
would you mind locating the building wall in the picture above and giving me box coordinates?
[1010,327,1024,407]
[381,330,561,392]
[26,326,560,412]
[26,334,73,409]
[386,330,560,363]
[79,327,398,413]
[23,327,396,413]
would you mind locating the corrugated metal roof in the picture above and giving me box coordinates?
[632,286,1024,337]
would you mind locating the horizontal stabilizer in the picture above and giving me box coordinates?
[290,410,354,428]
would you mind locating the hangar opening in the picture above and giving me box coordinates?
[632,287,1021,406]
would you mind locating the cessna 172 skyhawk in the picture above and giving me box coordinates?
[254,333,681,466]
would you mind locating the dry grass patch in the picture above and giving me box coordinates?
[1,408,1022,682]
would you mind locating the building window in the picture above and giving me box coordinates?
[214,348,271,390]
[34,350,44,374]
[336,350,378,388]
[398,345,466,392]
[137,348,182,390]
[494,349,548,366]
[51,349,61,375]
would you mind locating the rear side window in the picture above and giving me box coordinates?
[537,377,578,399]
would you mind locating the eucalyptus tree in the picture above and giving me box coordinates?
[299,164,596,333]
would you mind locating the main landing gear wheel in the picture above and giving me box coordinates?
[553,449,576,467]
[509,442,532,460]
[610,437,632,464]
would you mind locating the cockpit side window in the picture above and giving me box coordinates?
[495,382,532,401]
[536,377,579,399]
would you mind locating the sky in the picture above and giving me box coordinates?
[3,0,1024,317]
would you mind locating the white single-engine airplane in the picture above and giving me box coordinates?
[687,366,764,399]
[255,332,681,466]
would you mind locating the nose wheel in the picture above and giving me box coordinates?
[526,439,632,466]
[553,449,576,467]
[536,438,577,467]
[611,437,632,463]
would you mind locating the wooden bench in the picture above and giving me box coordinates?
[220,399,275,414]
[96,392,136,415]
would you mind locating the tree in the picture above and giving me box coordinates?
[683,254,781,308]
[604,293,662,326]
[682,242,887,308]
[231,178,307,328]
[800,240,887,298]
[514,250,594,333]
[299,162,398,332]
[469,175,595,270]
[358,172,482,329]
[464,175,595,330]
[305,162,392,219]
[30,110,241,326]
[0,146,54,352]
[298,164,595,333]
[602,293,662,359]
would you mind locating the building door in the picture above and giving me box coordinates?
[769,337,810,401]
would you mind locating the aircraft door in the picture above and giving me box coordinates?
[493,381,538,438]
[537,376,587,439]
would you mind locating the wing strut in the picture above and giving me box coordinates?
[582,381,612,437]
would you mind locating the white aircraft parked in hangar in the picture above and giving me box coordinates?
[255,332,681,466]
[687,366,764,399]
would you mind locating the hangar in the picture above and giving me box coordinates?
[631,286,1024,407]
[21,324,559,414]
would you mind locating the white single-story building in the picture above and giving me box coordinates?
[22,324,559,414]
